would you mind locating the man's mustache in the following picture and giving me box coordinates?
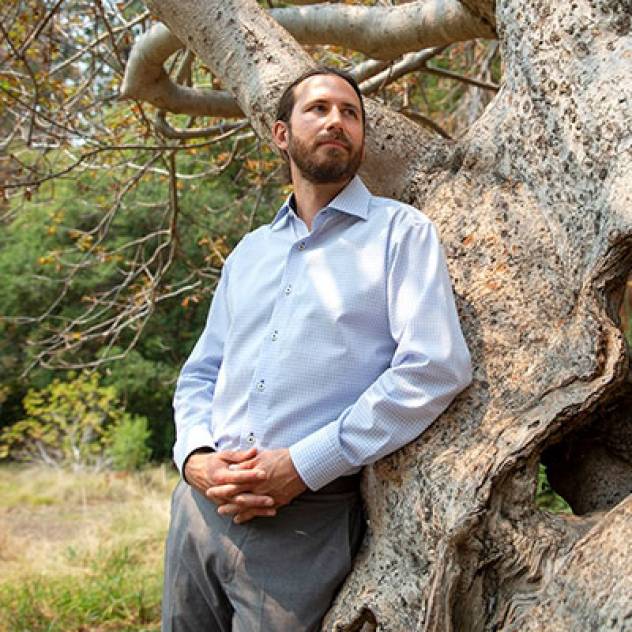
[315,132,351,149]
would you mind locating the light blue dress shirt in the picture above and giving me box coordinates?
[173,176,472,490]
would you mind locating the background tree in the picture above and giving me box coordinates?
[1,0,631,629]
[1,1,283,456]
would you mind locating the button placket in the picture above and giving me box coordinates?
[247,239,299,446]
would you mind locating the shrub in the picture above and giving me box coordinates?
[0,371,151,471]
[106,414,152,471]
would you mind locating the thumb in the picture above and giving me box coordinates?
[222,447,257,463]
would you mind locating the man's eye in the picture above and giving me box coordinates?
[345,109,358,118]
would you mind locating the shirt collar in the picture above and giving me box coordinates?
[270,175,371,231]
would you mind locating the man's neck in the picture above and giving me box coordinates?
[291,172,352,231]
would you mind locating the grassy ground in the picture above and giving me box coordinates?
[0,461,570,631]
[0,464,178,632]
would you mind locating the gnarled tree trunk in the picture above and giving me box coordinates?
[124,0,632,629]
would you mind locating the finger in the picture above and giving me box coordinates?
[234,508,277,524]
[210,490,274,508]
[205,483,243,501]
[227,458,258,471]
[213,468,267,484]
[232,493,275,508]
[217,503,240,516]
[221,447,257,463]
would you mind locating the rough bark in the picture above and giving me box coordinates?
[128,0,632,629]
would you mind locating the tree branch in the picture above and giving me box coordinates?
[120,24,243,117]
[154,111,248,139]
[360,47,446,95]
[122,0,497,120]
[17,0,64,57]
[350,58,393,85]
[423,64,500,91]
[270,0,496,60]
[48,10,150,77]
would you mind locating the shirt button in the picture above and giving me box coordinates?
[246,433,256,444]
[298,242,306,251]
[256,380,265,392]
[284,284,292,295]
[271,330,279,341]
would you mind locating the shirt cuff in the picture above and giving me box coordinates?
[289,423,352,491]
[173,424,215,476]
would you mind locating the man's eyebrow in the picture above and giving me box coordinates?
[304,98,360,111]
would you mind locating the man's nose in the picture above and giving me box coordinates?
[325,106,343,129]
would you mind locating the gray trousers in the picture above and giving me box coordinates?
[162,480,365,632]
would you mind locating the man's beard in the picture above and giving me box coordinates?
[287,129,363,184]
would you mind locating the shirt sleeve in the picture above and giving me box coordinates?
[172,261,232,475]
[289,219,472,490]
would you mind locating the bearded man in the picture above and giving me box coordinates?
[162,67,472,632]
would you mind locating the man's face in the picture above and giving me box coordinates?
[276,74,365,184]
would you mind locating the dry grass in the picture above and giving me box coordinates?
[0,464,178,631]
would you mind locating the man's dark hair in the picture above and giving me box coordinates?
[275,66,366,129]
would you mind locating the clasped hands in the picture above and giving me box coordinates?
[184,447,307,524]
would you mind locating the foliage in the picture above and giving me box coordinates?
[535,464,573,514]
[106,414,152,471]
[0,371,150,471]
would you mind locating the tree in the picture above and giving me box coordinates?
[1,0,630,628]
[117,1,632,630]
[1,0,277,372]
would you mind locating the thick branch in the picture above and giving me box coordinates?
[120,23,243,117]
[143,0,312,138]
[270,0,496,60]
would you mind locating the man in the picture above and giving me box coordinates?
[162,67,472,632]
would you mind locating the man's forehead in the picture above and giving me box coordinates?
[293,74,361,108]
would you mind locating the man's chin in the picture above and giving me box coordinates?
[317,142,349,153]
[301,163,356,184]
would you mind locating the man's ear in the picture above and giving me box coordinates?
[272,120,289,152]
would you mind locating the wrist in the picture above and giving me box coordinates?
[183,446,214,484]
[285,449,307,491]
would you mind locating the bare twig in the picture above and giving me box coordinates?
[423,65,500,92]
[17,0,64,57]
[400,109,453,140]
